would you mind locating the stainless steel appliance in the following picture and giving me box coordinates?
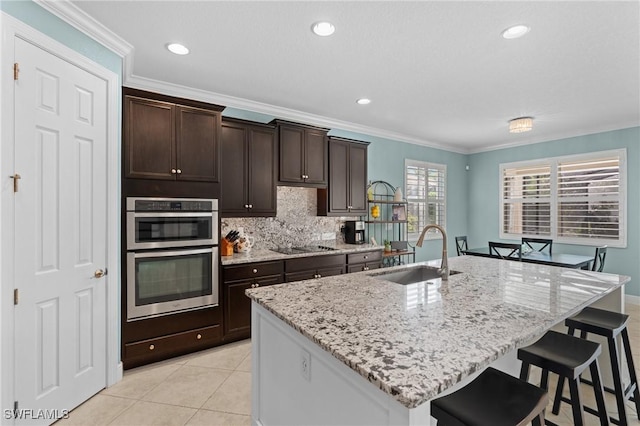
[126,197,219,321]
[344,220,365,244]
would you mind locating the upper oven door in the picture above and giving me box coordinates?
[127,211,218,250]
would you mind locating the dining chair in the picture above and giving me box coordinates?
[522,237,553,255]
[455,236,468,256]
[592,246,607,272]
[489,241,522,260]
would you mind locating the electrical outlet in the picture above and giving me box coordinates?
[300,350,311,381]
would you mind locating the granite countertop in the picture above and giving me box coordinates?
[246,255,630,409]
[220,243,382,266]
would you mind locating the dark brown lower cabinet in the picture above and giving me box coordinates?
[346,250,383,273]
[222,261,284,341]
[284,254,346,282]
[123,323,222,369]
[222,251,382,342]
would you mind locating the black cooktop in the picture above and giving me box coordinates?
[271,245,336,255]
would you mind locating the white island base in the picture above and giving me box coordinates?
[251,288,624,426]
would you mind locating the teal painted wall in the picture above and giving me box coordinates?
[467,127,640,296]
[1,1,121,74]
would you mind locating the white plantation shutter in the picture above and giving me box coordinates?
[500,149,626,247]
[557,156,620,239]
[502,165,551,236]
[405,160,446,240]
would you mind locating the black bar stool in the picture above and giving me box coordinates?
[518,330,609,426]
[554,307,639,425]
[430,367,547,426]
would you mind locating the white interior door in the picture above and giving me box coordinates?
[13,36,108,424]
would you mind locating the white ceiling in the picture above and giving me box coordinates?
[65,1,639,153]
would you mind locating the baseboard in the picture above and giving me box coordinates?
[625,294,640,306]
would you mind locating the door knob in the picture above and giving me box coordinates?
[93,269,107,278]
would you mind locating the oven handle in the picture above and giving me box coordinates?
[130,247,214,259]
[129,212,214,218]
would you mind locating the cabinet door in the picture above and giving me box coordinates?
[248,127,277,216]
[224,279,253,335]
[348,143,368,214]
[224,274,283,337]
[304,129,327,185]
[328,139,350,213]
[279,126,305,183]
[124,96,175,180]
[220,123,249,215]
[176,106,220,182]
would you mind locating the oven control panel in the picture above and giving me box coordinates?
[127,197,218,212]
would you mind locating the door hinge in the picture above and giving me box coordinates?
[13,63,19,80]
[14,288,19,305]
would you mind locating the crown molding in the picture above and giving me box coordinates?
[34,0,133,58]
[124,73,468,154]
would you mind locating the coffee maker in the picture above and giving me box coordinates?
[344,220,365,244]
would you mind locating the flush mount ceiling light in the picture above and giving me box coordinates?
[312,21,335,37]
[166,43,189,55]
[509,117,534,133]
[356,98,371,105]
[502,24,530,39]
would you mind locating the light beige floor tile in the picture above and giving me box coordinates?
[186,409,250,426]
[185,340,251,371]
[236,353,251,372]
[142,365,231,409]
[109,400,196,426]
[101,362,182,399]
[201,371,251,415]
[56,395,135,425]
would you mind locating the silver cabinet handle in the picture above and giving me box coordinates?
[171,169,177,174]
[253,268,258,274]
[176,169,182,174]
[248,204,253,209]
[244,204,249,208]
[196,334,202,340]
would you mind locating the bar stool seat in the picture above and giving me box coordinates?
[431,367,548,426]
[555,307,640,425]
[518,330,609,426]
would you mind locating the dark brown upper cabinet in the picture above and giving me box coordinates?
[220,118,277,217]
[318,137,369,216]
[273,120,329,187]
[123,88,223,182]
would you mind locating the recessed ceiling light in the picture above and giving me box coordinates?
[312,21,335,37]
[501,24,530,39]
[166,43,189,55]
[356,98,371,105]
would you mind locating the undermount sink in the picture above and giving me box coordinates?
[373,265,462,285]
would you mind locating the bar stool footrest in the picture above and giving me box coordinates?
[558,396,622,425]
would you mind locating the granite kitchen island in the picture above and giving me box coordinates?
[246,255,630,426]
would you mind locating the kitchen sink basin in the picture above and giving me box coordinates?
[373,265,462,285]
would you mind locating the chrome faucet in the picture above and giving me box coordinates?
[416,224,449,281]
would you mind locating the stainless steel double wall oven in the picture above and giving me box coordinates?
[126,197,219,321]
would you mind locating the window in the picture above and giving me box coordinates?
[405,160,446,240]
[500,149,626,247]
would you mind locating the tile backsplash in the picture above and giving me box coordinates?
[221,187,359,249]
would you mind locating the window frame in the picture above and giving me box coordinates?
[499,149,627,248]
[405,159,447,242]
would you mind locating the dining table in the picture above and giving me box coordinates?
[462,246,594,269]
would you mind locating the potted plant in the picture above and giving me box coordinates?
[383,239,392,253]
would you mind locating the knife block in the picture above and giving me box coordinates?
[221,238,234,256]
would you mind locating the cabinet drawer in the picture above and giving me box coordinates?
[347,250,382,265]
[223,260,284,281]
[285,254,345,272]
[347,262,381,273]
[124,324,222,360]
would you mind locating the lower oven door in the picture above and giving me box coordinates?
[127,247,218,321]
